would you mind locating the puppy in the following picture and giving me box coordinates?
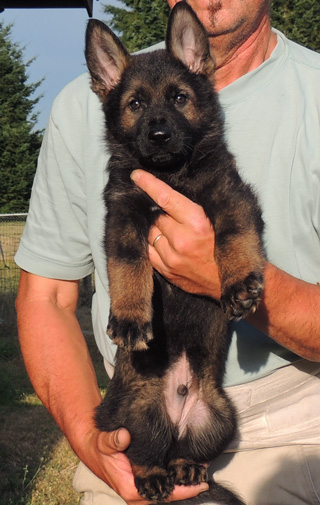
[85,3,265,504]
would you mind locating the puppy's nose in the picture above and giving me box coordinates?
[148,126,171,145]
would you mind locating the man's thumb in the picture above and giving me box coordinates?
[98,428,131,453]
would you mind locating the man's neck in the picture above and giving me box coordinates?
[211,16,277,91]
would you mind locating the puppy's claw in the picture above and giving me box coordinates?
[169,462,207,486]
[107,314,153,350]
[135,473,174,501]
[221,271,264,320]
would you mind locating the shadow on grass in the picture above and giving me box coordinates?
[0,291,109,505]
[0,401,66,505]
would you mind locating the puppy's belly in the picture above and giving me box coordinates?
[164,352,209,438]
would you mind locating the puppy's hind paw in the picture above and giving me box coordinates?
[107,313,153,350]
[169,461,207,486]
[135,472,174,502]
[221,271,264,320]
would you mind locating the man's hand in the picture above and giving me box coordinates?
[131,169,320,361]
[131,169,221,299]
[89,427,209,505]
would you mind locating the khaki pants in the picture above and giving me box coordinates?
[73,360,320,505]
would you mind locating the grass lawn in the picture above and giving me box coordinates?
[0,292,108,505]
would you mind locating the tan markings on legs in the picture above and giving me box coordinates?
[215,230,265,288]
[108,256,153,320]
[168,458,208,485]
[107,257,154,349]
[132,464,167,480]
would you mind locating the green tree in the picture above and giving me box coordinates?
[271,0,320,52]
[102,0,169,52]
[0,21,43,213]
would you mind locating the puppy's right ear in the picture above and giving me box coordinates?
[85,19,130,101]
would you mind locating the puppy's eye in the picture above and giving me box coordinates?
[129,99,141,111]
[175,93,187,105]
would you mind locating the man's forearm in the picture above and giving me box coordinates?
[247,262,320,361]
[16,278,102,461]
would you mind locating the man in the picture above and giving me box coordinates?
[15,0,320,504]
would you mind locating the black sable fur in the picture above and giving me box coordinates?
[86,3,265,504]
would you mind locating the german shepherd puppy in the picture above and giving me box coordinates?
[85,3,265,504]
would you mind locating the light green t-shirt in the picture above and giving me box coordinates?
[15,30,320,386]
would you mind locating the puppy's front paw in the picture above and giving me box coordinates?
[107,313,153,350]
[221,271,264,320]
[135,472,174,502]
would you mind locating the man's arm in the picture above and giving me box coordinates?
[131,170,320,362]
[16,270,207,504]
[247,263,320,361]
[15,271,136,500]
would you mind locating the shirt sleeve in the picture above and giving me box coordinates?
[15,74,95,280]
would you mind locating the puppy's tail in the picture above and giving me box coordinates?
[155,481,245,505]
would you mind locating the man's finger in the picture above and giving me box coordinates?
[169,482,210,502]
[148,225,163,246]
[131,170,202,224]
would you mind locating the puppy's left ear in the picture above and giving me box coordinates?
[85,19,130,101]
[166,2,215,78]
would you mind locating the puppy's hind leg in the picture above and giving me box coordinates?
[127,397,176,502]
[99,358,176,502]
[133,464,175,502]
